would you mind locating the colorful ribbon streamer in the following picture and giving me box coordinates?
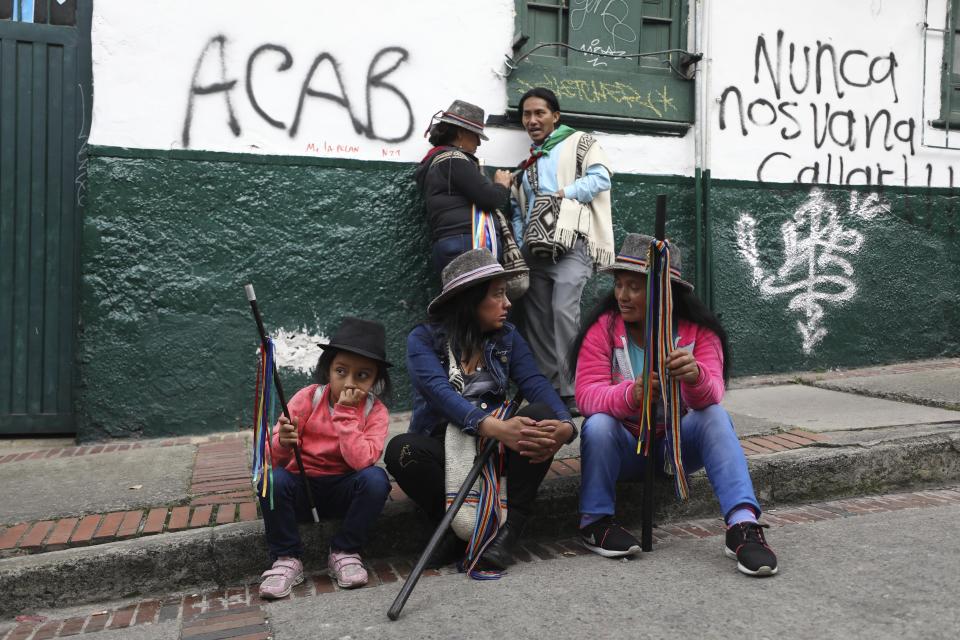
[637,240,689,500]
[252,337,277,509]
[450,401,511,580]
[471,205,500,259]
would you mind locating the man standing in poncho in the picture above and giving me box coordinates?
[511,87,615,413]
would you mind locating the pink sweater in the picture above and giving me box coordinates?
[270,384,389,476]
[574,311,725,436]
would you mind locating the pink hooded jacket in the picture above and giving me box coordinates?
[574,311,726,437]
[270,384,389,477]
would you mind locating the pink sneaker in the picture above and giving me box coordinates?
[258,557,303,599]
[327,550,368,589]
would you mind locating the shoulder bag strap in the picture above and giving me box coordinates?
[526,156,539,193]
[575,133,596,180]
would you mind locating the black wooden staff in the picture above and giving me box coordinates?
[641,194,668,552]
[244,284,320,523]
[388,391,524,621]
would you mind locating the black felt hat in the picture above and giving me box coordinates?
[321,317,392,367]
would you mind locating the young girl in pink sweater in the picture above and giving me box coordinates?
[258,317,393,598]
[569,234,778,577]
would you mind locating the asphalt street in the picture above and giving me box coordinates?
[265,502,960,640]
[37,497,960,640]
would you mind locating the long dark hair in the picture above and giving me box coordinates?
[312,347,393,405]
[567,279,732,383]
[431,280,493,361]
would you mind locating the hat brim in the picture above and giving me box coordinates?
[319,342,393,368]
[600,263,694,291]
[427,265,528,315]
[437,116,489,141]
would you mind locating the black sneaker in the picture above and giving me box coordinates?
[724,522,778,576]
[580,516,641,558]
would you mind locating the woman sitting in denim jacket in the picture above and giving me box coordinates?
[385,249,576,571]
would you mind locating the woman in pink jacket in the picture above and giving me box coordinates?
[569,233,778,577]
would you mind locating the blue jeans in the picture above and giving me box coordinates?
[260,466,391,559]
[579,405,760,523]
[431,233,473,275]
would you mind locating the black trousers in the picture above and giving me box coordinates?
[384,403,557,522]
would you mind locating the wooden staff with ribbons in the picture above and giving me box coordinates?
[640,194,672,552]
[244,284,320,523]
[388,390,525,621]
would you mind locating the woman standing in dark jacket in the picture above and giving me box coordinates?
[415,100,514,274]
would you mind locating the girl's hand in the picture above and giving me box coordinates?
[518,420,573,464]
[494,169,513,188]
[338,387,367,408]
[277,416,300,448]
[667,350,700,384]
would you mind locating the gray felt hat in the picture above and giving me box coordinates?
[431,100,489,141]
[428,249,528,315]
[601,233,694,290]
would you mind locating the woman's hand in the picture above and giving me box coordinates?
[338,387,367,408]
[479,415,537,453]
[632,376,660,407]
[518,420,574,464]
[666,349,700,384]
[277,416,300,448]
[494,169,513,189]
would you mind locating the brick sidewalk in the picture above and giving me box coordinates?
[0,429,829,558]
[3,484,959,640]
[1,437,256,556]
[0,433,247,466]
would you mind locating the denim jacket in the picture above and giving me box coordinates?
[406,321,573,436]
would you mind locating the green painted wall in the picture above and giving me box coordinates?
[77,149,960,439]
[78,149,693,439]
[79,152,432,439]
[711,182,960,374]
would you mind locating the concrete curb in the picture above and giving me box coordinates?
[3,426,960,618]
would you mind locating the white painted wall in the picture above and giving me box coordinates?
[707,0,960,187]
[89,0,960,184]
[87,0,691,176]
[90,0,511,159]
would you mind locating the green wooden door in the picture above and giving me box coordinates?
[0,4,89,435]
